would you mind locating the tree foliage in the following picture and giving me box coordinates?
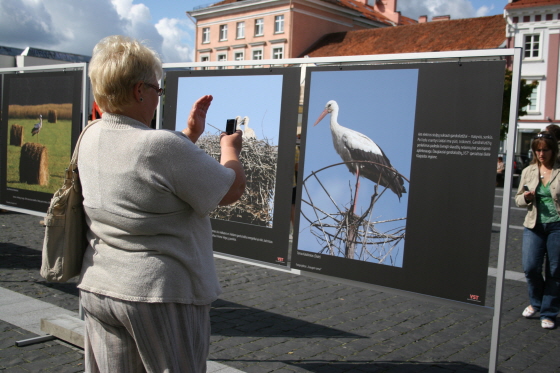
[501,69,539,140]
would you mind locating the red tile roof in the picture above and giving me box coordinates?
[324,0,405,26]
[505,0,560,9]
[210,0,413,26]
[301,15,506,57]
[399,15,418,25]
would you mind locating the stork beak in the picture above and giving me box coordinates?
[313,109,328,126]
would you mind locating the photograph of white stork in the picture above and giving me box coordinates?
[174,74,283,228]
[314,100,406,210]
[298,68,418,267]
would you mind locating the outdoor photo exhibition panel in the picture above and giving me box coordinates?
[0,70,83,214]
[294,61,505,306]
[162,67,300,266]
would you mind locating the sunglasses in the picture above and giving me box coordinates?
[533,133,554,140]
[144,82,164,96]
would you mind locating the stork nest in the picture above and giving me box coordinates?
[300,162,407,265]
[197,134,278,227]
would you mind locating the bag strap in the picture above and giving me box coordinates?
[69,119,102,168]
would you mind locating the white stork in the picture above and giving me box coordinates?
[313,100,406,206]
[31,114,43,140]
[235,116,242,131]
[241,116,256,140]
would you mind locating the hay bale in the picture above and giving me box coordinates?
[198,134,278,227]
[48,109,57,123]
[10,124,24,146]
[19,143,49,186]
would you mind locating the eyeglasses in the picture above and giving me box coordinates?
[533,133,554,140]
[144,82,164,96]
[535,149,551,153]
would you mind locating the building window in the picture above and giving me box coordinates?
[252,49,263,60]
[272,47,283,59]
[524,34,540,59]
[202,28,210,44]
[236,22,245,39]
[524,85,539,113]
[252,49,263,68]
[200,55,209,70]
[220,25,228,41]
[234,51,244,68]
[255,18,264,36]
[274,15,284,33]
[217,53,227,69]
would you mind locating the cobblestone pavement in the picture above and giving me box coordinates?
[1,189,559,372]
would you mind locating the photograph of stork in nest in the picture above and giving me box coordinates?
[3,74,77,195]
[298,68,419,267]
[174,74,283,228]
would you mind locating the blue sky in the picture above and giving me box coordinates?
[0,0,507,63]
[174,74,283,143]
[298,68,419,267]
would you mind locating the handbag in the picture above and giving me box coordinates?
[40,120,98,282]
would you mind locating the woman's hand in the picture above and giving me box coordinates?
[219,130,246,205]
[524,191,535,203]
[183,95,213,143]
[219,130,243,157]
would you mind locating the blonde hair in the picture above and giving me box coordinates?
[89,35,162,113]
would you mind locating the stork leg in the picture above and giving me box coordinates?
[352,168,360,215]
[346,168,360,259]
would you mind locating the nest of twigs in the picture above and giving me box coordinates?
[301,163,407,265]
[197,134,278,227]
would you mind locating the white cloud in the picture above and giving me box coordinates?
[0,0,65,47]
[0,0,194,62]
[156,18,194,62]
[398,0,495,21]
[476,5,495,18]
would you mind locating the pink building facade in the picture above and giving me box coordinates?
[505,0,560,154]
[188,0,406,67]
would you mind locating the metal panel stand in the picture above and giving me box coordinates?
[488,47,523,373]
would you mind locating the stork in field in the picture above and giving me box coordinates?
[313,100,406,211]
[31,114,43,141]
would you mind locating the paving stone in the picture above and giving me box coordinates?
[0,320,83,372]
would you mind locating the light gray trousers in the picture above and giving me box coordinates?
[80,291,210,373]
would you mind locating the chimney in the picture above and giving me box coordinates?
[373,0,399,23]
[418,15,428,23]
[432,15,451,21]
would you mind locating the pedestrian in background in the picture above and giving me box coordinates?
[78,35,245,372]
[515,131,560,329]
[497,156,505,187]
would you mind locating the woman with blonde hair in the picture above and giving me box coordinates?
[78,35,245,372]
[516,131,560,329]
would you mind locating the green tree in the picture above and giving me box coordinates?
[501,69,539,140]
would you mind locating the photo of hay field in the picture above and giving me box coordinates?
[7,103,72,193]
